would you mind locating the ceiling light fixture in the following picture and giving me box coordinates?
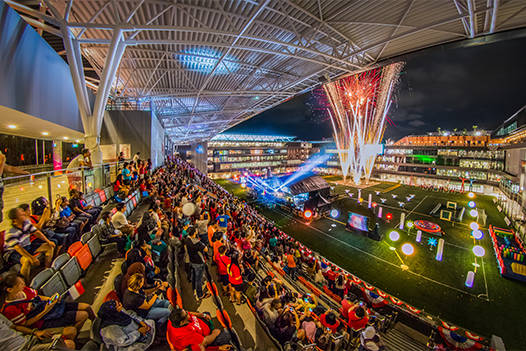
[7,125,16,129]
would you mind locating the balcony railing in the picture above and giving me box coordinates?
[1,162,123,232]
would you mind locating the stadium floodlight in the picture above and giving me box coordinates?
[468,201,476,208]
[470,222,479,231]
[468,192,475,198]
[304,210,313,219]
[330,209,339,218]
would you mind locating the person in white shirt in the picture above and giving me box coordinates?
[111,203,135,236]
[66,149,91,190]
[132,152,141,165]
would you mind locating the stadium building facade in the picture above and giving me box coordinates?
[206,134,312,178]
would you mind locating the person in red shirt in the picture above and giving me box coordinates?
[215,245,231,294]
[346,303,369,336]
[325,269,337,291]
[167,308,232,351]
[0,273,92,341]
[319,310,341,334]
[227,255,243,305]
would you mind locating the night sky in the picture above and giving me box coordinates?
[228,35,526,141]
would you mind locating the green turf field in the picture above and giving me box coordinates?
[215,178,526,349]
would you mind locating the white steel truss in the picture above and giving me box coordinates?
[6,0,526,145]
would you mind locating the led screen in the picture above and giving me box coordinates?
[348,212,368,231]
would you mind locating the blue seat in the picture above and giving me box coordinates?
[87,235,102,258]
[40,271,68,297]
[60,256,82,287]
[30,268,54,290]
[81,232,93,244]
[51,253,71,271]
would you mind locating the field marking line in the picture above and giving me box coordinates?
[269,207,484,300]
[396,195,428,228]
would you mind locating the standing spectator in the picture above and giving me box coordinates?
[132,152,141,166]
[112,203,135,236]
[0,151,29,224]
[227,254,243,305]
[195,212,210,246]
[216,209,229,234]
[66,149,91,190]
[4,208,56,280]
[215,245,231,295]
[184,227,210,301]
[286,249,297,280]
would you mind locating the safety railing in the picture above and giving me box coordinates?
[1,161,124,232]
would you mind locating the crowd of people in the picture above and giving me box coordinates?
[0,153,388,351]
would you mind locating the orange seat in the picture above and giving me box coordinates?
[68,241,83,256]
[74,244,93,270]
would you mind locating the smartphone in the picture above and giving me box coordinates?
[49,293,59,304]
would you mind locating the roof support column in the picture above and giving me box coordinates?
[62,25,126,163]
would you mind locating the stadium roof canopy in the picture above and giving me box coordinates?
[8,0,526,144]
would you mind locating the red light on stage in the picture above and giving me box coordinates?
[372,202,377,208]
[386,213,393,220]
[304,210,313,219]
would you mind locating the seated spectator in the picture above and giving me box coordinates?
[125,240,159,283]
[114,174,130,200]
[78,191,102,219]
[98,300,156,351]
[112,203,135,236]
[319,310,341,334]
[123,273,171,324]
[119,262,167,302]
[262,298,282,325]
[58,197,89,234]
[93,212,127,254]
[0,273,92,335]
[271,308,300,344]
[69,189,97,225]
[359,326,383,351]
[30,196,78,247]
[226,254,243,305]
[334,274,346,299]
[122,163,133,186]
[0,312,76,350]
[19,203,66,253]
[4,208,56,280]
[166,308,232,351]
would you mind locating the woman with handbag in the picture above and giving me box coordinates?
[0,274,94,335]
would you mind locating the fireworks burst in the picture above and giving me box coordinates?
[322,63,404,184]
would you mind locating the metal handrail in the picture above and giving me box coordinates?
[1,161,123,182]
